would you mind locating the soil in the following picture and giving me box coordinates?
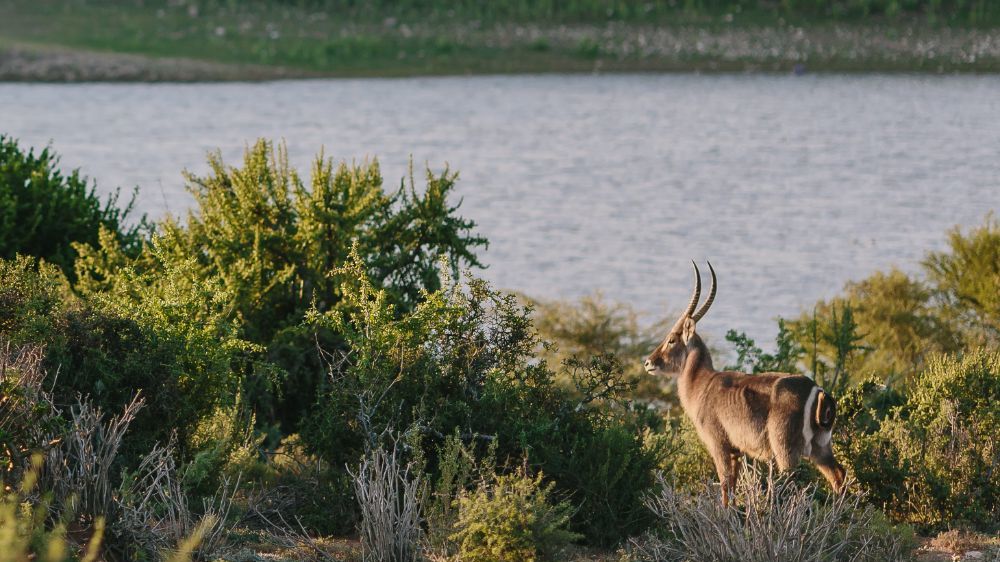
[0,45,307,82]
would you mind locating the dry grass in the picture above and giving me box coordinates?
[925,530,1000,559]
[628,464,913,562]
[350,438,424,562]
[115,439,237,559]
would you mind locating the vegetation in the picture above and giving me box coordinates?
[726,216,1000,534]
[4,0,1000,79]
[0,134,143,277]
[0,134,997,559]
[631,465,915,562]
[450,470,580,562]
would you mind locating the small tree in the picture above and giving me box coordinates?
[0,135,143,277]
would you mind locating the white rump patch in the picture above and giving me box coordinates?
[801,386,819,457]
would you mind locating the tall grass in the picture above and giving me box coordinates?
[629,464,914,562]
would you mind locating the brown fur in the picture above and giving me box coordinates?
[645,273,846,506]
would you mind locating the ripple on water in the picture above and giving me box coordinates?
[0,74,997,350]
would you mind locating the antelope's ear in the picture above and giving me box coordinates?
[682,317,697,344]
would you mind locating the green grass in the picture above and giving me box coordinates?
[3,0,1000,77]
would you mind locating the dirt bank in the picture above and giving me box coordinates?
[0,45,306,82]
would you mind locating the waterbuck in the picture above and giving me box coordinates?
[643,262,846,506]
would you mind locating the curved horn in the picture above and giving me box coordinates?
[670,262,702,333]
[692,261,717,322]
[684,261,702,318]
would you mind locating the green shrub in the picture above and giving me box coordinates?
[424,432,496,556]
[450,470,580,562]
[847,351,1000,531]
[0,135,143,278]
[527,293,669,403]
[924,215,1000,345]
[0,254,247,466]
[529,419,661,546]
[251,434,358,537]
[650,415,715,493]
[123,139,486,434]
[788,270,960,386]
[303,254,660,545]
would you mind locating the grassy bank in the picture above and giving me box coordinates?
[3,0,1000,80]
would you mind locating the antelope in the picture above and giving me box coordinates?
[644,262,846,506]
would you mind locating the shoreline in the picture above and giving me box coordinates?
[3,22,1000,82]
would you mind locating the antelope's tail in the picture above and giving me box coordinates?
[815,389,837,430]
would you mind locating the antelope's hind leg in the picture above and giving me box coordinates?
[729,451,742,499]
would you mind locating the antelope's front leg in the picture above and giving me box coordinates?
[810,441,847,493]
[710,445,737,507]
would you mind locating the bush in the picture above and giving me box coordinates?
[529,418,662,546]
[0,254,247,467]
[303,255,661,545]
[0,135,143,277]
[788,270,961,386]
[630,466,914,562]
[527,292,669,404]
[115,441,235,561]
[135,139,487,434]
[924,215,1000,345]
[450,470,580,562]
[0,340,225,560]
[251,434,358,536]
[844,351,1000,531]
[0,342,64,483]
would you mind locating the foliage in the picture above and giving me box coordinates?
[786,216,1000,386]
[842,351,1000,532]
[138,139,486,433]
[183,405,261,498]
[0,135,143,278]
[0,455,105,562]
[0,341,221,560]
[725,319,801,374]
[788,271,960,387]
[924,215,1000,344]
[116,441,235,561]
[647,415,714,494]
[530,414,662,546]
[304,253,660,545]
[450,469,580,562]
[423,431,496,557]
[528,293,669,403]
[1,253,247,465]
[248,434,358,537]
[528,292,660,369]
[0,343,64,484]
[630,466,914,562]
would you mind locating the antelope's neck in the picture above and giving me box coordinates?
[677,341,715,416]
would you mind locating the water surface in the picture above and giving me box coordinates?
[2,74,997,347]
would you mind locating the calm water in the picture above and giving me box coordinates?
[2,74,998,347]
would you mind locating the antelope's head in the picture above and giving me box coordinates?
[643,261,716,377]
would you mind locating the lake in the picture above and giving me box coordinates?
[1,74,997,348]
